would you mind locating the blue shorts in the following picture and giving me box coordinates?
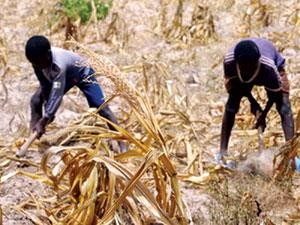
[63,68,105,108]
[77,69,105,108]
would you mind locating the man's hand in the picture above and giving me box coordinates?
[247,93,262,116]
[30,115,41,131]
[254,98,274,133]
[33,117,49,138]
[30,88,44,130]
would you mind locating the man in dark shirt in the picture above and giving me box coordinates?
[25,35,126,152]
[217,38,294,164]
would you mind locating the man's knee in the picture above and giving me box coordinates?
[225,104,239,115]
[276,93,292,116]
[225,95,241,114]
[79,80,105,108]
[277,101,292,116]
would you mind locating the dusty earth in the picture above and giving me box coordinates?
[0,0,300,224]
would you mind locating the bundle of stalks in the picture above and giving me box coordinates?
[273,110,300,181]
[121,59,214,177]
[103,12,129,48]
[0,37,8,107]
[236,0,273,37]
[188,3,217,44]
[162,0,217,44]
[216,0,235,10]
[0,37,7,67]
[134,61,212,175]
[267,16,300,52]
[13,43,190,225]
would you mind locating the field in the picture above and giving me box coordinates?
[0,0,300,224]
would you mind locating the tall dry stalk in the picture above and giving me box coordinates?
[273,110,300,181]
[162,0,216,44]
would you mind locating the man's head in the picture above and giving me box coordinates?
[234,40,261,83]
[25,35,52,69]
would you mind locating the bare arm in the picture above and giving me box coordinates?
[30,87,44,130]
[33,71,66,138]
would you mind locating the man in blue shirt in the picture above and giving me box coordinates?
[217,38,295,164]
[25,35,126,152]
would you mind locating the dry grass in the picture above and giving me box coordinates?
[161,0,217,44]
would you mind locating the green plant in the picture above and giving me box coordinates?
[61,0,113,24]
[95,0,112,20]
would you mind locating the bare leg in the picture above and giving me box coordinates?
[277,93,294,141]
[220,94,242,156]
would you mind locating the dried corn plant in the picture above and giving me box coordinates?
[0,37,8,107]
[188,4,217,44]
[26,1,62,35]
[161,0,217,44]
[267,5,300,52]
[13,43,190,225]
[123,60,213,177]
[0,37,7,67]
[215,0,235,11]
[286,2,300,26]
[162,0,184,41]
[273,110,300,181]
[103,12,129,48]
[157,0,170,33]
[236,0,273,37]
[120,60,234,191]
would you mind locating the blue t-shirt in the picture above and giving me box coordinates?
[34,47,94,118]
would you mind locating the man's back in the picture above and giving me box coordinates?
[223,38,284,92]
[41,47,90,83]
[225,38,285,69]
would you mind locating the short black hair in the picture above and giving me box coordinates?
[25,35,51,62]
[234,40,260,64]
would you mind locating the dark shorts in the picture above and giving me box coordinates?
[64,68,105,108]
[77,69,105,108]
